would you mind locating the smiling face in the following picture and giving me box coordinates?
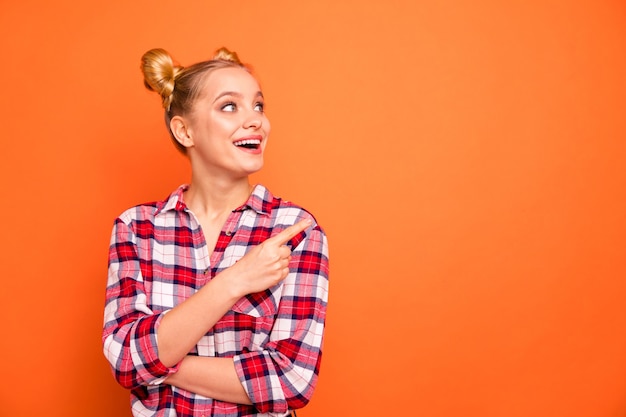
[173,66,271,181]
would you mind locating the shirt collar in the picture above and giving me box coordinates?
[155,184,273,216]
[234,184,273,215]
[154,185,188,215]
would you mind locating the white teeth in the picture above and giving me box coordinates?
[233,139,261,147]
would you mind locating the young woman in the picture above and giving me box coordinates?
[102,47,329,417]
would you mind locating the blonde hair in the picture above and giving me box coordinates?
[140,47,247,153]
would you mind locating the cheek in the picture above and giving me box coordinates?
[263,117,271,135]
[206,118,238,139]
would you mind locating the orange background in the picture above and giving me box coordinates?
[1,1,625,416]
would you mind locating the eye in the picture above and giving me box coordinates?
[254,102,265,112]
[221,102,236,112]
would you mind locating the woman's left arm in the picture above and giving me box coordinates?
[166,223,329,413]
[233,223,329,413]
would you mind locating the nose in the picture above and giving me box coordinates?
[243,109,262,129]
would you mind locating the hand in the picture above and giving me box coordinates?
[222,218,313,297]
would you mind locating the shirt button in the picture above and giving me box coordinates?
[203,268,209,275]
[225,231,233,236]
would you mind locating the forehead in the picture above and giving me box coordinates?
[200,67,261,99]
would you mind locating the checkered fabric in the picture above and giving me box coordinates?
[102,184,329,416]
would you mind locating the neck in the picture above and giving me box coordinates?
[184,174,253,220]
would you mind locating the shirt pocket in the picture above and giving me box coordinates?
[231,288,278,317]
[222,289,279,352]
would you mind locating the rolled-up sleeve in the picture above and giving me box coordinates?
[102,218,178,389]
[233,224,329,413]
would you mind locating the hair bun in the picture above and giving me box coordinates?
[212,47,243,65]
[141,48,182,111]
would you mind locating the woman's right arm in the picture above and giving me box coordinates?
[102,217,240,387]
[102,218,176,388]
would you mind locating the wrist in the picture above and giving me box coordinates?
[212,268,246,303]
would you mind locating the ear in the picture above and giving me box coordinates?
[170,116,194,149]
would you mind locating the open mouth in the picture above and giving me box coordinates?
[233,139,261,150]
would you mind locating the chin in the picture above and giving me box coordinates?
[242,162,264,176]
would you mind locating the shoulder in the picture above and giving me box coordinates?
[270,194,330,266]
[116,201,160,225]
[257,186,328,253]
[114,185,186,227]
[256,184,321,228]
[275,198,320,228]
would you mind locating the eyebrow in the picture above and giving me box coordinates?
[213,91,264,103]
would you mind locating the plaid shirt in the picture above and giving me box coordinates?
[103,184,329,417]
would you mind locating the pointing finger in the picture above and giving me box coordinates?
[266,219,312,247]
